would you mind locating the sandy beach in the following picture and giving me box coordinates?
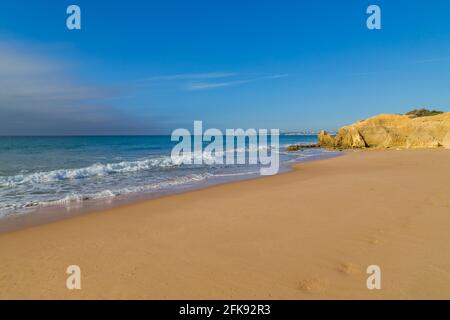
[0,149,450,299]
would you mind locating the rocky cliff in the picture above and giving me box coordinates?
[318,112,450,149]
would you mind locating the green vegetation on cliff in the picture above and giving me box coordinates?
[405,109,443,118]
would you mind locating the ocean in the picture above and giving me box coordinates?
[0,135,338,218]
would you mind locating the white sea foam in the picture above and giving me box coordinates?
[0,156,177,187]
[0,146,276,188]
[5,173,214,213]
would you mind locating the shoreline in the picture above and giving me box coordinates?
[0,151,341,234]
[1,149,450,299]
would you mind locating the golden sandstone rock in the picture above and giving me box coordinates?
[317,131,336,148]
[319,112,450,149]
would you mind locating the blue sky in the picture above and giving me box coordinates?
[1,0,450,135]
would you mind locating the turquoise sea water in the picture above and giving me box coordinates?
[0,135,338,217]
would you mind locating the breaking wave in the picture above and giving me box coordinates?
[0,157,178,187]
[0,145,278,188]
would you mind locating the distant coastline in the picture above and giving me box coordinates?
[281,131,337,136]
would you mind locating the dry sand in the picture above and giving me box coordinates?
[0,149,450,299]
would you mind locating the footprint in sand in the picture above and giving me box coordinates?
[337,262,361,275]
[297,277,328,294]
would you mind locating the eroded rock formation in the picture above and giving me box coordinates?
[319,113,450,149]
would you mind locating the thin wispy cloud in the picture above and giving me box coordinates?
[185,74,288,91]
[143,72,238,81]
[185,79,251,91]
[138,72,288,91]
